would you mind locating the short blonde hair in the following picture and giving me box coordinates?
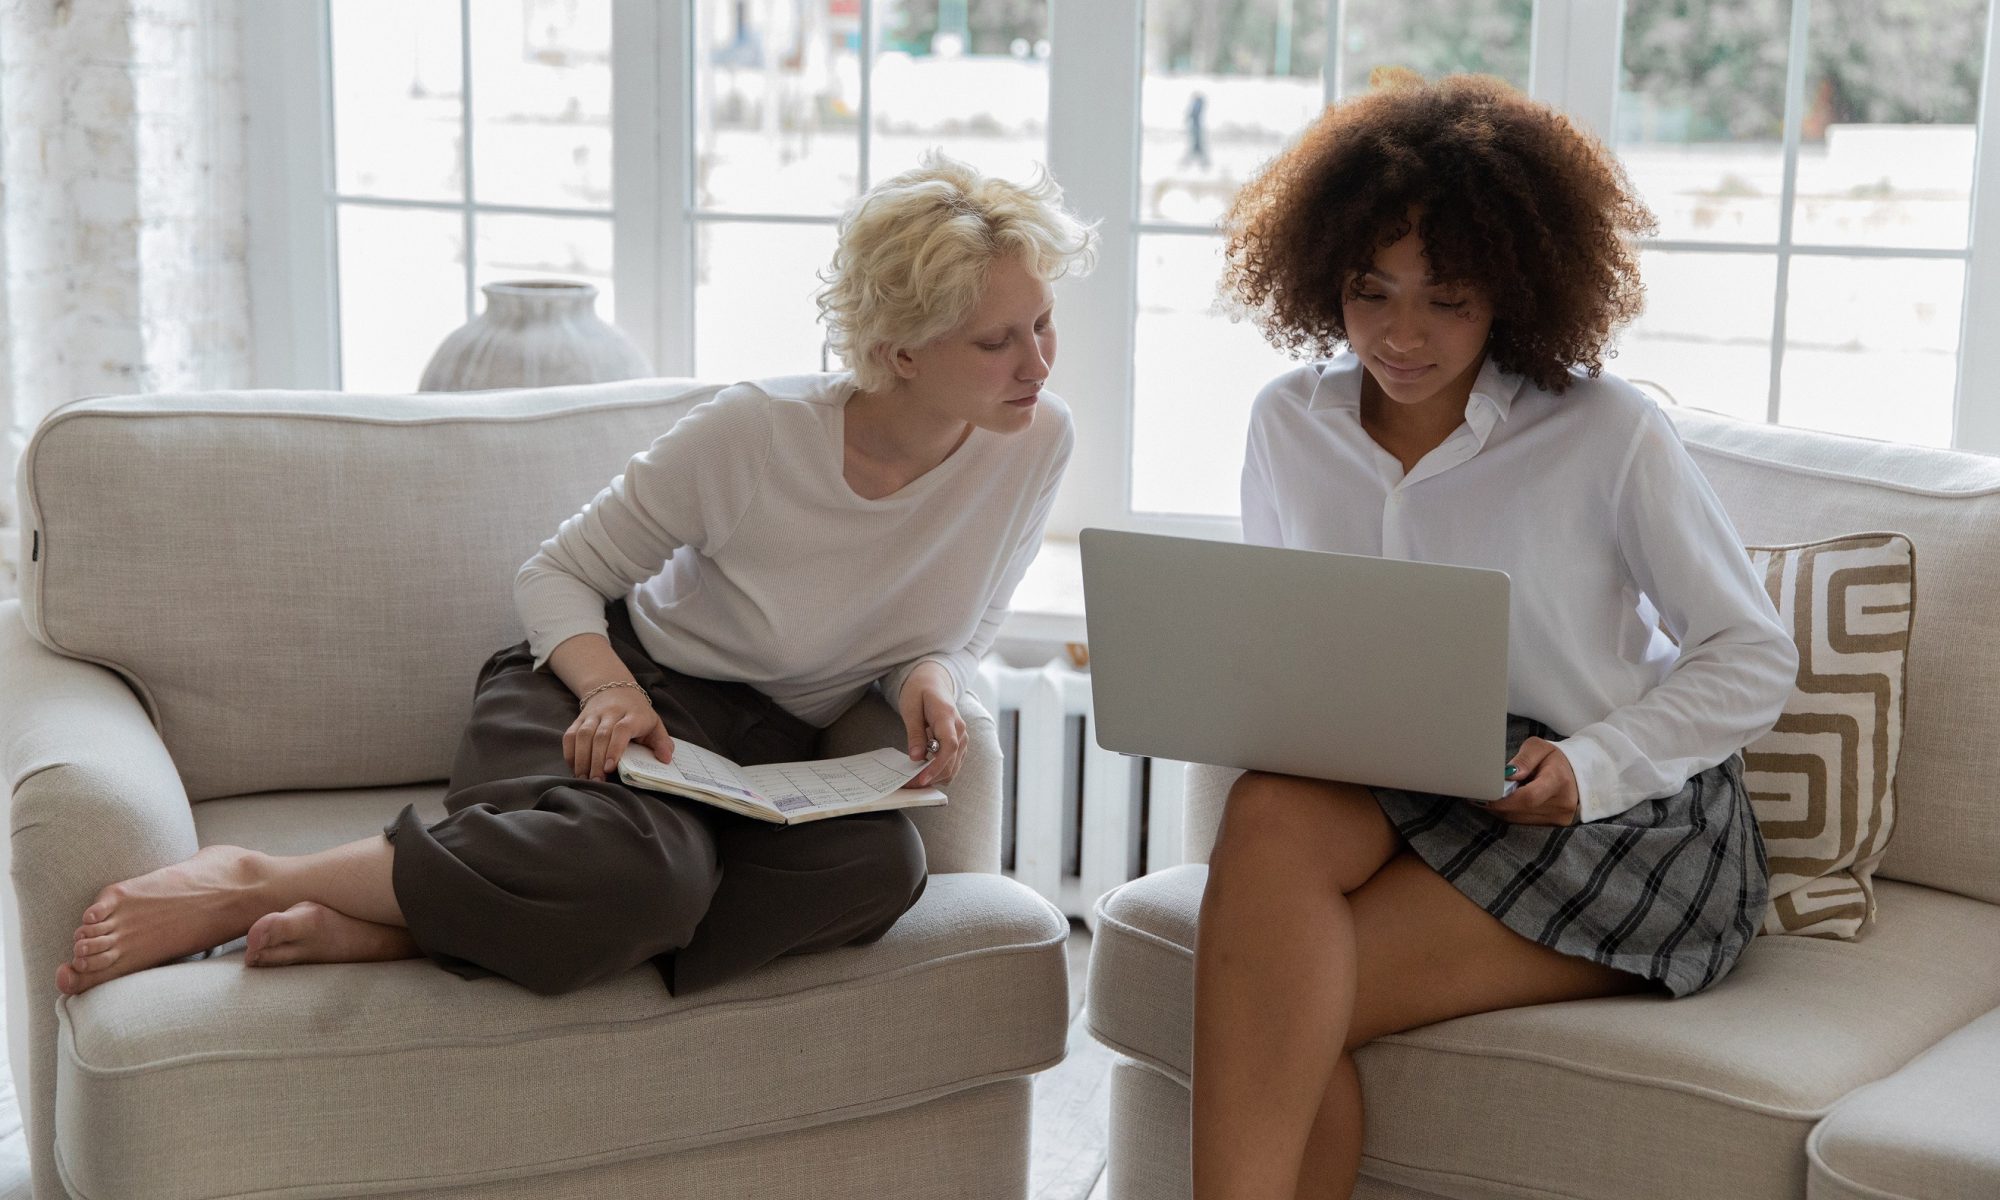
[817,152,1098,392]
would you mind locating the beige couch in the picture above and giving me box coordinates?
[1086,406,2000,1199]
[0,381,1072,1200]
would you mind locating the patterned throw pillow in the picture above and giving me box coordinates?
[1741,533,1915,938]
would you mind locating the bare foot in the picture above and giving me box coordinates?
[56,845,271,996]
[244,902,418,967]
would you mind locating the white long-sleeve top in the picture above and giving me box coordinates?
[1241,352,1799,823]
[516,372,1072,726]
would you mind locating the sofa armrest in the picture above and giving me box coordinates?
[1807,1005,2000,1200]
[817,688,1003,876]
[1180,763,1241,866]
[0,600,197,1200]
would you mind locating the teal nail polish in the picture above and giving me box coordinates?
[1504,765,1518,778]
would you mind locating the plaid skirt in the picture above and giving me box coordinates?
[1370,715,1768,997]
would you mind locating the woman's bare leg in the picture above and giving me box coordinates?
[1290,853,1649,1198]
[1292,1055,1365,1199]
[57,834,407,994]
[1193,773,1399,1200]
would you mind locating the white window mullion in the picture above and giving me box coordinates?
[859,0,875,190]
[1046,0,1143,536]
[1528,0,1624,141]
[1325,0,1344,101]
[611,0,688,376]
[458,0,477,322]
[1767,0,1813,425]
[1957,0,2000,455]
[659,2,696,376]
[608,0,672,376]
[242,1,339,389]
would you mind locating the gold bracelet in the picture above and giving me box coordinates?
[579,679,649,708]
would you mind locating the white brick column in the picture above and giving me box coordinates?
[0,6,250,1194]
[0,0,252,604]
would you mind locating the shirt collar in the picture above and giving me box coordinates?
[1307,351,1527,431]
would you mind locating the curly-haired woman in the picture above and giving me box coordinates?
[1198,73,1799,1198]
[57,153,1097,999]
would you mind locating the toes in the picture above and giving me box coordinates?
[245,904,323,968]
[54,964,79,995]
[246,943,296,968]
[73,934,116,961]
[244,915,278,964]
[82,888,125,926]
[245,907,303,966]
[72,946,120,973]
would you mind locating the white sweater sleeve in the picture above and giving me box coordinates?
[879,417,1075,708]
[513,387,775,667]
[1557,406,1800,822]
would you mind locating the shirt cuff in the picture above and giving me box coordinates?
[882,655,963,707]
[1554,732,1622,824]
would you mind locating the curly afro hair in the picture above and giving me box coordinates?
[1221,71,1657,393]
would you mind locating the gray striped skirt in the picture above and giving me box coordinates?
[1370,715,1768,997]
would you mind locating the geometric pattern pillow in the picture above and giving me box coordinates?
[1741,533,1915,938]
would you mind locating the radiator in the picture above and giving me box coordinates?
[972,656,1188,928]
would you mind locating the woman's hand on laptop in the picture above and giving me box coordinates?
[1484,737,1579,826]
[899,662,966,788]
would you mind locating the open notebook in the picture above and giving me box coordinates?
[618,742,947,825]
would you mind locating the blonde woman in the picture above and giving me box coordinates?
[58,153,1097,998]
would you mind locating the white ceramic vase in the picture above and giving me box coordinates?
[418,280,652,391]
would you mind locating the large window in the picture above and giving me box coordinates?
[1130,0,1534,518]
[249,0,2000,537]
[688,0,1051,381]
[1611,0,1987,447]
[323,0,615,394]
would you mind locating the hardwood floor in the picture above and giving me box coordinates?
[1030,920,1114,1200]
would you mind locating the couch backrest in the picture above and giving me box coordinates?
[17,379,721,802]
[1669,407,2000,905]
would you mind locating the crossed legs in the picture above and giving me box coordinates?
[1192,772,1643,1200]
[58,834,416,995]
[58,620,928,999]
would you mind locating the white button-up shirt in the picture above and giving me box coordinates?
[1241,352,1798,823]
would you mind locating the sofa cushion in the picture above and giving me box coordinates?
[16,380,720,801]
[56,847,1069,1200]
[1088,865,2000,1200]
[1669,408,2000,906]
[1807,1006,2000,1200]
[189,783,450,858]
[1742,533,1915,937]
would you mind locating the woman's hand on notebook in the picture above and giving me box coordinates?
[1482,737,1580,826]
[899,662,965,788]
[567,688,676,783]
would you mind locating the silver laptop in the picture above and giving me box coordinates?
[1080,529,1512,802]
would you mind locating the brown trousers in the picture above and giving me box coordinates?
[384,601,928,996]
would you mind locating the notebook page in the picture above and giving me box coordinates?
[738,747,929,815]
[622,742,763,805]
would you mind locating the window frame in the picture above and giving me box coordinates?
[246,0,2000,540]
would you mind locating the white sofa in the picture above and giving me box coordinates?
[0,380,1073,1200]
[1085,406,2000,1199]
